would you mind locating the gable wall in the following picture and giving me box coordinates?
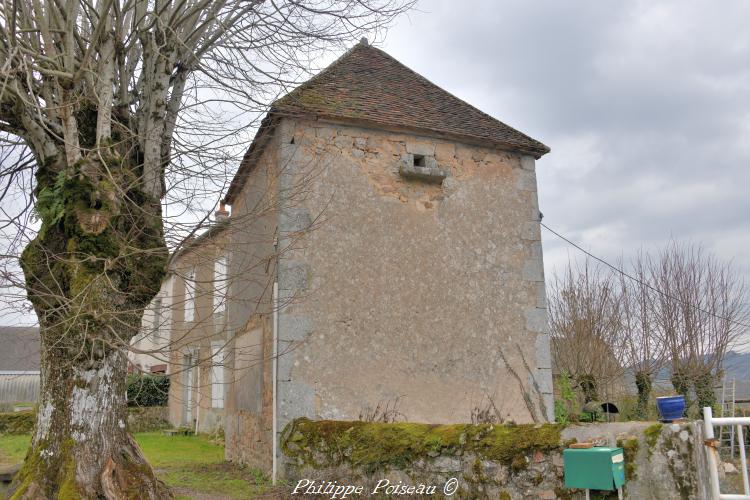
[274,117,553,445]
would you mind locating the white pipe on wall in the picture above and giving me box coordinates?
[272,280,279,484]
[194,364,201,434]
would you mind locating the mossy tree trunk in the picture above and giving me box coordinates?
[13,148,171,498]
[634,371,652,420]
[1,0,414,496]
[670,369,691,401]
[13,348,169,499]
[693,370,717,414]
[576,374,599,403]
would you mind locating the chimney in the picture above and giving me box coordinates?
[214,202,230,222]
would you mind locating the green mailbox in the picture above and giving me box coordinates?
[563,447,625,491]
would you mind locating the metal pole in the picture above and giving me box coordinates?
[732,379,737,459]
[737,424,750,496]
[704,406,722,500]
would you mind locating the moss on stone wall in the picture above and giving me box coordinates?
[645,423,662,457]
[0,411,35,435]
[661,426,696,500]
[616,437,639,480]
[281,418,563,474]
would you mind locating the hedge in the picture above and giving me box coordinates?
[126,373,170,407]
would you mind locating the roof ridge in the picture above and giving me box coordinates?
[273,42,368,109]
[272,43,548,156]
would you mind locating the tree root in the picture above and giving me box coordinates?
[10,447,173,500]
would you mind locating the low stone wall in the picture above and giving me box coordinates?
[126,406,170,433]
[0,411,35,435]
[197,408,224,434]
[281,419,711,499]
[0,408,168,435]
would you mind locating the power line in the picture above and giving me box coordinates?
[540,222,750,331]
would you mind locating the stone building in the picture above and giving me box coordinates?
[159,212,231,433]
[221,40,553,476]
[129,279,172,375]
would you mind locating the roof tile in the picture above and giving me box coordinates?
[274,42,549,156]
[225,42,549,203]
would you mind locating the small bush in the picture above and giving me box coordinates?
[554,373,580,424]
[127,373,170,407]
[0,411,35,435]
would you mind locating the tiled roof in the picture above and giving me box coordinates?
[225,41,549,203]
[274,41,549,156]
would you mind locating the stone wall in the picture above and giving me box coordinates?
[126,406,169,433]
[225,116,555,471]
[223,123,280,470]
[282,419,711,499]
[224,316,274,472]
[275,117,553,435]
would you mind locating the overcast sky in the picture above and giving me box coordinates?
[381,1,750,308]
[5,1,750,337]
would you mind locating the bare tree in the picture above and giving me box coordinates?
[548,259,623,404]
[0,0,412,496]
[650,242,749,411]
[615,252,665,419]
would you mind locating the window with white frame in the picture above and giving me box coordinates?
[213,255,227,314]
[184,267,196,323]
[210,341,225,408]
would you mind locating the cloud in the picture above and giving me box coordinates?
[384,0,750,293]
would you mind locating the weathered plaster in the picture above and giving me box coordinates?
[275,118,553,429]
[223,126,282,470]
[225,117,554,472]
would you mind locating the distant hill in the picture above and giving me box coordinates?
[722,351,750,401]
[652,350,750,401]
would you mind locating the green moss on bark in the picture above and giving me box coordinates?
[55,455,79,500]
[10,438,80,499]
[22,152,167,354]
[18,148,169,497]
[634,371,652,420]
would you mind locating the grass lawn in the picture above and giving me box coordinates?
[0,433,275,499]
[0,434,30,467]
